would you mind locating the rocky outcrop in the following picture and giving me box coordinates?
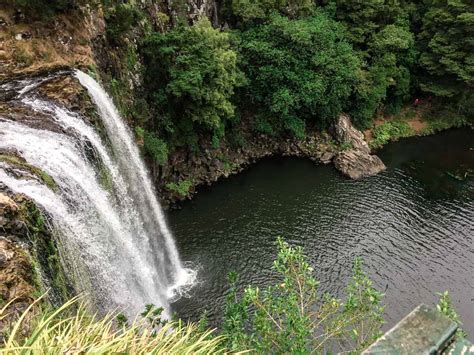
[0,186,71,339]
[332,114,386,179]
[0,191,37,340]
[0,236,36,341]
[156,128,337,206]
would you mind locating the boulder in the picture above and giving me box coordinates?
[332,114,386,179]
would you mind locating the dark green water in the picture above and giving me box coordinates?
[169,128,474,336]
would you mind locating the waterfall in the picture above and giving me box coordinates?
[0,71,195,317]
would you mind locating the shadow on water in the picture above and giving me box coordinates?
[169,128,474,337]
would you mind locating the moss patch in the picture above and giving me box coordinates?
[0,154,57,191]
[24,202,70,302]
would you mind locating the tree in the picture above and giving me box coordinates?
[236,12,360,138]
[330,0,416,127]
[104,3,144,44]
[418,0,474,116]
[231,0,314,24]
[142,17,244,149]
[143,131,168,165]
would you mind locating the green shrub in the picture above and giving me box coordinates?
[228,130,248,148]
[224,238,384,353]
[370,120,413,149]
[253,115,276,136]
[143,131,168,165]
[104,3,143,43]
[165,180,193,197]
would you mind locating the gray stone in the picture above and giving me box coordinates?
[320,151,335,164]
[332,114,386,179]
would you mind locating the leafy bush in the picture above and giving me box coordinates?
[370,120,413,149]
[224,238,384,353]
[165,180,193,197]
[143,131,168,165]
[142,17,244,149]
[237,12,360,138]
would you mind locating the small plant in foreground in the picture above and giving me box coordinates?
[437,290,467,339]
[0,295,225,353]
[141,303,167,330]
[223,237,385,353]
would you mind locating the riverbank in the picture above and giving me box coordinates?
[160,106,470,208]
[364,104,469,150]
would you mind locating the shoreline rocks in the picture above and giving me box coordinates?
[331,114,386,179]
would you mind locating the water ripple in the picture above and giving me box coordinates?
[170,129,474,336]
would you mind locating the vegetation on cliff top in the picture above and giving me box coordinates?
[6,0,472,167]
[137,0,472,163]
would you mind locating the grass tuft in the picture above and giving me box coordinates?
[1,294,226,354]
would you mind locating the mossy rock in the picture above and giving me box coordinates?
[0,154,57,191]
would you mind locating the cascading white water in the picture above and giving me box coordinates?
[0,72,195,317]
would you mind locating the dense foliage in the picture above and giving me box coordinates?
[236,12,360,137]
[10,0,472,154]
[418,0,474,116]
[131,0,472,154]
[142,17,243,150]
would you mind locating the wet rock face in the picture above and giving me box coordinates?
[332,114,386,179]
[0,191,37,341]
[0,238,36,336]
